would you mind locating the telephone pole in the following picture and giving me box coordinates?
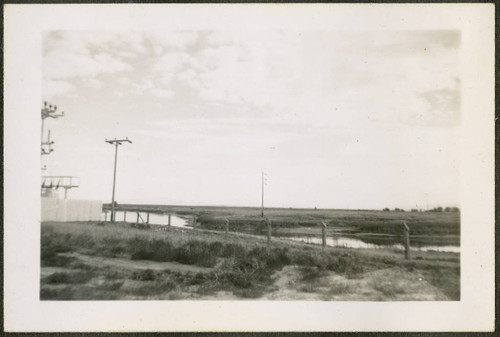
[105,137,132,222]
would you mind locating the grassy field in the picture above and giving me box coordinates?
[40,218,460,301]
[107,204,460,246]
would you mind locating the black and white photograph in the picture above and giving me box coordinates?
[4,3,495,332]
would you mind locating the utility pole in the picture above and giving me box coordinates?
[105,137,132,222]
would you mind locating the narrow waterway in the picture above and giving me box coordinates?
[280,235,460,253]
[101,211,190,228]
[100,211,459,253]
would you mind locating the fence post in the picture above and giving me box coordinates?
[146,212,150,224]
[321,221,327,248]
[403,222,411,260]
[168,214,171,230]
[225,218,229,238]
[265,218,272,244]
[124,211,127,222]
[136,212,140,224]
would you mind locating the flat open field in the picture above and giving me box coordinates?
[107,204,460,246]
[41,207,460,300]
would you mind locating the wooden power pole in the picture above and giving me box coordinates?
[105,137,132,222]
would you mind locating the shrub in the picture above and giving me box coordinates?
[174,240,217,267]
[300,266,328,281]
[44,271,94,284]
[130,238,175,262]
[40,246,75,267]
[247,247,291,269]
[97,281,123,291]
[45,272,72,284]
[327,254,364,275]
[132,269,157,281]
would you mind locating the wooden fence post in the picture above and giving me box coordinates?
[403,222,411,260]
[265,218,272,244]
[168,214,171,230]
[136,212,140,224]
[321,221,327,248]
[146,212,150,224]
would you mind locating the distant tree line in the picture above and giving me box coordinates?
[428,206,460,213]
[382,207,460,213]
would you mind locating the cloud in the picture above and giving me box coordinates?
[44,80,76,99]
[153,51,197,86]
[149,88,174,98]
[44,49,133,80]
[82,78,103,88]
[147,30,460,129]
[43,30,460,129]
[43,31,138,99]
[130,79,174,99]
[407,87,461,126]
[146,31,306,113]
[146,31,199,50]
[117,76,133,85]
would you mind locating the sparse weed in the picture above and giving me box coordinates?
[326,282,356,295]
[299,266,328,281]
[43,271,94,285]
[132,269,157,281]
[40,220,459,300]
[372,280,408,296]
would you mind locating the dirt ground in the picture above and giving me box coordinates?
[40,250,454,301]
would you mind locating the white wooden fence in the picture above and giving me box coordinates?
[41,198,102,222]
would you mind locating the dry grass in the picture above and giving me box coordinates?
[40,221,460,301]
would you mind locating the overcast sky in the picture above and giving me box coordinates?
[41,29,460,209]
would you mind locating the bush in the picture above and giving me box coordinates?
[174,240,217,267]
[132,269,157,281]
[44,271,94,284]
[300,266,328,281]
[130,238,174,262]
[247,246,291,269]
[45,272,72,284]
[41,245,75,267]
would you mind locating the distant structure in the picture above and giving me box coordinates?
[41,101,64,156]
[41,101,80,198]
[40,102,100,221]
[41,176,80,199]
